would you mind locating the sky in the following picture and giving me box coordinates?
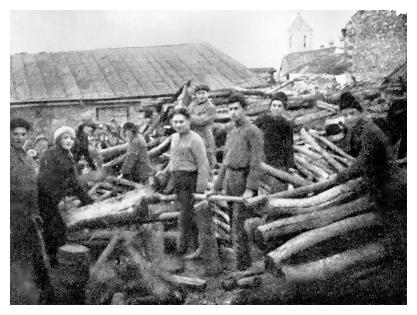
[10,10,355,70]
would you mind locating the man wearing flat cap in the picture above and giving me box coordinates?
[187,84,217,168]
[10,118,55,304]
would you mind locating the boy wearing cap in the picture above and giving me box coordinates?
[213,93,264,271]
[254,92,295,193]
[188,84,217,168]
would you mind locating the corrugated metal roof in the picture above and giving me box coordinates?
[10,42,264,104]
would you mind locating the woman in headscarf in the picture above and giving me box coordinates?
[38,126,94,265]
[72,119,97,171]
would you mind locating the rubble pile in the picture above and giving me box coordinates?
[345,10,407,81]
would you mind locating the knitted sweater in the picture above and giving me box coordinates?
[215,118,264,191]
[169,130,210,193]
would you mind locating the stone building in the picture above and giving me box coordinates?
[10,42,264,139]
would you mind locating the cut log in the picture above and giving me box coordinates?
[213,217,231,233]
[256,195,373,247]
[237,275,262,288]
[294,162,315,181]
[64,185,152,230]
[310,132,355,162]
[294,145,322,160]
[281,242,385,283]
[90,234,123,275]
[315,100,340,112]
[261,162,312,187]
[300,128,345,172]
[106,175,142,189]
[265,212,381,273]
[99,143,129,160]
[125,240,207,292]
[264,178,362,214]
[293,110,335,126]
[148,135,172,158]
[246,177,338,207]
[295,155,329,180]
[103,153,126,169]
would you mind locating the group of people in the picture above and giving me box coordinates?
[10,82,407,304]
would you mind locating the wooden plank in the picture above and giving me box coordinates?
[139,48,177,93]
[155,47,192,86]
[53,52,84,99]
[194,43,245,87]
[10,75,18,102]
[35,52,68,99]
[146,47,184,89]
[79,51,117,98]
[65,51,100,99]
[145,46,181,89]
[105,51,146,95]
[203,43,261,87]
[128,49,172,94]
[177,44,233,89]
[10,54,33,101]
[92,50,131,97]
[20,53,49,99]
[122,49,162,95]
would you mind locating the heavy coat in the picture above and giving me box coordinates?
[254,114,295,170]
[10,144,39,261]
[38,146,93,258]
[121,134,154,183]
[72,129,96,170]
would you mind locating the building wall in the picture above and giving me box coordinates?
[345,10,407,81]
[10,99,165,141]
[288,30,313,53]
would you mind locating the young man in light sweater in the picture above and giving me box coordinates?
[166,107,222,274]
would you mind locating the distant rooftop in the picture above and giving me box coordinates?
[10,42,264,104]
[288,14,314,32]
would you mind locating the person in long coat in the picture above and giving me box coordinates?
[10,118,55,304]
[38,126,94,265]
[72,119,97,171]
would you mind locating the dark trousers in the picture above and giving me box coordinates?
[224,169,254,271]
[172,171,198,255]
[10,220,55,304]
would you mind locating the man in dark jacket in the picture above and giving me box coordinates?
[120,122,154,184]
[335,108,406,262]
[10,118,55,304]
[254,92,295,193]
[213,93,264,271]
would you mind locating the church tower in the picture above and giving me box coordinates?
[288,13,314,53]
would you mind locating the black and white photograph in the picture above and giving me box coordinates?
[8,5,408,306]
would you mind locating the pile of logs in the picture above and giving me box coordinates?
[247,173,385,284]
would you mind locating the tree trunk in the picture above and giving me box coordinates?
[256,196,373,248]
[100,143,129,160]
[265,212,381,273]
[261,162,312,187]
[246,177,339,207]
[310,132,355,162]
[281,242,385,283]
[300,128,345,172]
[264,178,362,214]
